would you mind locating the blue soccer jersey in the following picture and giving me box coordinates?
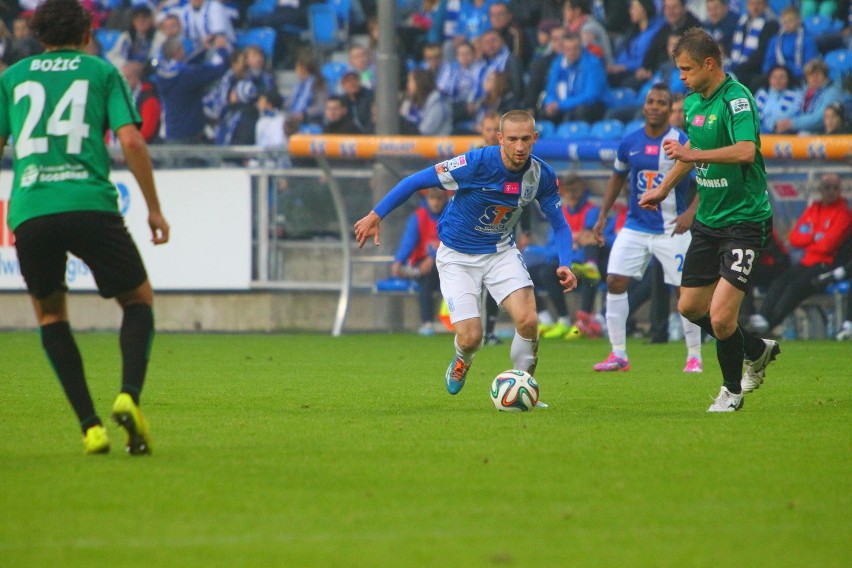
[614,126,692,234]
[433,146,562,254]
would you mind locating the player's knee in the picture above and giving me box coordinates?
[606,274,628,294]
[677,298,703,321]
[515,313,538,338]
[456,331,483,353]
[711,316,736,340]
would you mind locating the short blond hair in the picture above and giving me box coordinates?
[499,110,535,132]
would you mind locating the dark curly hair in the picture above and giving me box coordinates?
[31,0,92,48]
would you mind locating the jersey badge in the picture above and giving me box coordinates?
[644,145,659,155]
[691,115,706,126]
[434,155,467,174]
[730,98,751,114]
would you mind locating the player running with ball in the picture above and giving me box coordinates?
[639,28,780,412]
[354,110,577,399]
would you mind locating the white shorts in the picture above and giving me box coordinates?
[607,227,692,286]
[436,243,532,324]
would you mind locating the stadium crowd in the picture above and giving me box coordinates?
[0,0,849,142]
[0,0,849,341]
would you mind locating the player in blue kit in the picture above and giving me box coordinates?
[354,110,578,397]
[592,84,703,373]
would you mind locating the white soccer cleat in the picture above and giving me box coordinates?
[707,386,744,412]
[741,338,781,393]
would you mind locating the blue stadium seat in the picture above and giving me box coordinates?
[536,120,556,139]
[590,119,624,140]
[556,121,590,138]
[803,15,842,36]
[329,0,351,34]
[299,123,323,134]
[309,2,338,52]
[247,0,276,20]
[94,28,121,56]
[624,118,645,134]
[235,27,276,61]
[824,49,852,82]
[605,87,637,109]
[322,61,350,95]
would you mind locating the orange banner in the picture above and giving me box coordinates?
[289,134,852,161]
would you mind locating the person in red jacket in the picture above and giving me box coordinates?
[121,61,160,143]
[391,187,449,336]
[749,173,852,334]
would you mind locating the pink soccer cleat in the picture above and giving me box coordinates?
[683,357,703,373]
[593,352,630,372]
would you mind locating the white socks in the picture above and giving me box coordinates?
[681,314,702,360]
[510,331,538,375]
[606,292,629,358]
[454,336,478,364]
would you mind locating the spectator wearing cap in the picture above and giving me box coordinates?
[157,35,229,144]
[775,58,843,134]
[607,0,664,88]
[215,79,260,145]
[340,70,374,133]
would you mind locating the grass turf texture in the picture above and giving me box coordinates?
[1,332,849,567]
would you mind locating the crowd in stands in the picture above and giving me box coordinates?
[1,0,849,145]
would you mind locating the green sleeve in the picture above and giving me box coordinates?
[106,67,141,132]
[724,92,759,144]
[0,78,10,138]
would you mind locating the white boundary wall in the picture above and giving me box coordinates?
[0,169,252,291]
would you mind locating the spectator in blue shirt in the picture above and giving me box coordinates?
[762,5,818,80]
[607,0,664,89]
[541,32,608,124]
[754,65,803,133]
[157,35,229,143]
[775,58,843,133]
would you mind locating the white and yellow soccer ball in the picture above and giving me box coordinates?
[490,370,539,412]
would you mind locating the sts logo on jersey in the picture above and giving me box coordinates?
[476,205,515,234]
[636,170,664,194]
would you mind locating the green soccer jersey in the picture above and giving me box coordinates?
[684,74,772,228]
[0,49,141,230]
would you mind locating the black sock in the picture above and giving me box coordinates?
[740,328,767,361]
[690,314,717,339]
[716,328,745,394]
[41,322,100,432]
[120,303,155,405]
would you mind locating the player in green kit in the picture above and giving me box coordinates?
[0,0,170,452]
[639,28,779,412]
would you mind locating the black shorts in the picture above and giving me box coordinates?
[682,217,772,292]
[14,211,148,299]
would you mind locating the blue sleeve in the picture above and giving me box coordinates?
[559,57,605,110]
[542,58,561,107]
[394,213,421,263]
[584,206,601,230]
[374,167,442,218]
[543,205,574,267]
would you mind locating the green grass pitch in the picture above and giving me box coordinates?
[1,331,849,567]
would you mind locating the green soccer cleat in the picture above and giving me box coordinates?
[111,393,152,455]
[83,424,110,455]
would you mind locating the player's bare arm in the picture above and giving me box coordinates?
[556,266,578,292]
[593,172,627,245]
[663,138,756,165]
[117,124,169,245]
[354,210,382,248]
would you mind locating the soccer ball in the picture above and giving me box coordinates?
[490,370,539,412]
